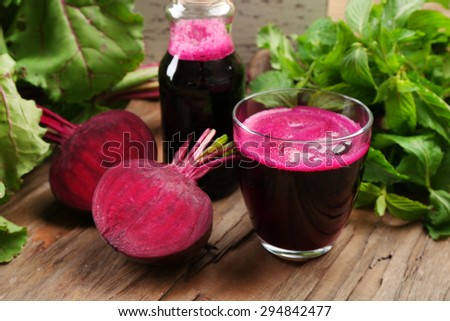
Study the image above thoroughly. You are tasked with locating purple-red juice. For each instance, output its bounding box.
[234,107,370,251]
[159,18,245,199]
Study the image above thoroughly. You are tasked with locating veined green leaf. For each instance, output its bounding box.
[407,9,450,40]
[375,191,387,216]
[355,182,383,208]
[415,84,450,142]
[296,18,338,65]
[6,0,144,103]
[345,0,373,35]
[249,74,297,108]
[386,193,430,221]
[278,42,305,80]
[0,216,27,263]
[383,0,426,29]
[373,134,443,187]
[371,28,403,75]
[256,23,287,52]
[386,88,416,133]
[0,54,50,198]
[396,154,430,186]
[313,21,356,87]
[363,147,408,184]
[425,189,450,240]
[431,151,450,191]
[250,71,294,94]
[257,24,304,79]
[377,77,418,133]
[342,42,377,88]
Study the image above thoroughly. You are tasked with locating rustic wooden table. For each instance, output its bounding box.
[1,98,450,301]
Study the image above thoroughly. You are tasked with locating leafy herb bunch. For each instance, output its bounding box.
[251,0,450,239]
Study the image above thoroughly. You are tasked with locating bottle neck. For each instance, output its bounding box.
[166,0,235,61]
[167,0,234,20]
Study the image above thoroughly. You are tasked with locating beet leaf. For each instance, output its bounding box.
[5,0,144,103]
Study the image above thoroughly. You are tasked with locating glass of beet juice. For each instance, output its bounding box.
[233,88,373,261]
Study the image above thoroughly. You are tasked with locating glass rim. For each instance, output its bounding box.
[232,88,374,144]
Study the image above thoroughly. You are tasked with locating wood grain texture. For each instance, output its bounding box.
[1,98,450,301]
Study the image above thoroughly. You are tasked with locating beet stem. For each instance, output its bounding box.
[169,129,236,181]
[95,64,160,103]
[38,106,78,144]
[171,134,192,167]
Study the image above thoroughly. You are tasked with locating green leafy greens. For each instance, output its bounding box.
[0,216,27,263]
[252,0,450,239]
[0,0,146,260]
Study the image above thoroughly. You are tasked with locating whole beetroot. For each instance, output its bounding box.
[40,108,157,211]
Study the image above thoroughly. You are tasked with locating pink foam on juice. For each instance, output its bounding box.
[168,18,234,61]
[236,106,369,171]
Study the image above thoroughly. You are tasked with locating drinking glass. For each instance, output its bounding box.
[232,88,373,261]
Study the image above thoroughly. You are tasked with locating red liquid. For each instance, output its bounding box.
[235,107,369,251]
[159,18,245,199]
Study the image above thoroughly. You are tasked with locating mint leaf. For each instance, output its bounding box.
[342,42,377,88]
[0,54,50,198]
[386,193,430,221]
[370,28,403,75]
[425,189,450,239]
[431,151,450,191]
[355,182,383,208]
[407,9,450,40]
[6,0,144,103]
[363,147,408,184]
[373,134,444,187]
[345,0,373,35]
[256,23,286,52]
[257,24,304,80]
[257,24,297,73]
[415,85,450,142]
[377,77,417,133]
[296,18,338,65]
[0,216,27,263]
[396,154,430,186]
[375,191,387,217]
[249,72,296,108]
[249,71,294,93]
[313,21,356,87]
[383,0,426,29]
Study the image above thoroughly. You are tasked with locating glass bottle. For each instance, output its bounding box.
[159,0,245,200]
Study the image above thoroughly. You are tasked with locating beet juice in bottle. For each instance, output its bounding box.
[159,0,245,199]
